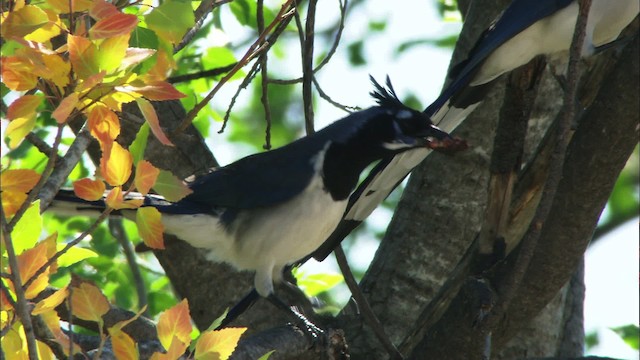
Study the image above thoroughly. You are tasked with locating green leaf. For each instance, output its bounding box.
[257,350,276,360]
[130,26,159,49]
[347,41,366,66]
[611,324,640,350]
[56,245,98,267]
[153,170,192,202]
[229,0,255,26]
[145,0,195,44]
[10,201,42,254]
[294,271,344,297]
[129,122,150,165]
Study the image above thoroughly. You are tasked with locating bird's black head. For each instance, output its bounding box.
[369,76,452,152]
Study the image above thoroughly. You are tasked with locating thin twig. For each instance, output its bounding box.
[108,219,149,317]
[301,0,318,133]
[219,61,262,134]
[168,63,237,84]
[218,5,297,134]
[478,0,593,343]
[270,0,348,85]
[0,203,39,360]
[257,0,273,150]
[174,0,297,135]
[334,246,404,359]
[26,132,55,157]
[37,127,93,212]
[174,0,233,53]
[313,77,360,113]
[8,124,64,230]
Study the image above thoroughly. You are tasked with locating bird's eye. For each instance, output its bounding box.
[395,110,414,120]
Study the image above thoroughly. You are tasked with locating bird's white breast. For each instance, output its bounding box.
[159,145,348,296]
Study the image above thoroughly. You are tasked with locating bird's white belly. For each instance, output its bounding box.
[159,173,347,295]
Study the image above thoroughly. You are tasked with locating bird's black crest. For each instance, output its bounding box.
[369,75,405,109]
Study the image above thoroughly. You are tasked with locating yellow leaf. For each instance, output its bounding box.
[97,34,130,73]
[195,328,247,360]
[10,201,42,254]
[136,207,164,249]
[4,95,43,148]
[70,280,110,323]
[110,326,139,360]
[32,287,68,315]
[24,9,65,43]
[39,309,81,356]
[68,35,99,79]
[42,54,71,89]
[47,0,93,13]
[0,4,49,38]
[100,141,133,186]
[156,299,192,350]
[104,186,142,210]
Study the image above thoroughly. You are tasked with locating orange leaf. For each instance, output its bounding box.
[1,56,39,90]
[88,105,120,144]
[156,299,192,350]
[73,178,106,201]
[153,170,193,202]
[70,280,110,323]
[0,285,14,310]
[195,328,247,360]
[135,98,174,146]
[100,141,133,186]
[68,35,99,79]
[1,169,41,193]
[89,13,138,39]
[135,160,160,195]
[6,95,43,121]
[110,326,138,360]
[33,287,69,315]
[105,186,143,210]
[133,82,186,101]
[14,238,51,299]
[1,191,27,218]
[144,48,175,82]
[77,71,106,92]
[151,336,189,360]
[90,0,120,20]
[136,207,164,249]
[51,93,79,124]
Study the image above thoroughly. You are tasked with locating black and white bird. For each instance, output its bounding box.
[50,78,452,316]
[311,0,639,261]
